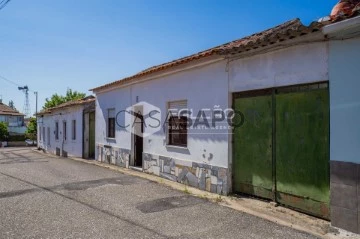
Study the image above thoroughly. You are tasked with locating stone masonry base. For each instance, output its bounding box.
[97,145,228,195]
[330,160,360,234]
[143,153,229,195]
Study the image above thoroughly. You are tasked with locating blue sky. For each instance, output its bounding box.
[0,0,336,115]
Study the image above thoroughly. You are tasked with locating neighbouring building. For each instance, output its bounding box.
[0,100,26,135]
[89,2,359,235]
[323,15,360,234]
[37,96,96,159]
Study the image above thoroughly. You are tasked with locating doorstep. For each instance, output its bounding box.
[129,166,143,172]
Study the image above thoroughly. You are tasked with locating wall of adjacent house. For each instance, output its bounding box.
[95,60,231,194]
[0,115,26,134]
[328,36,360,234]
[229,42,328,92]
[329,37,360,165]
[37,106,84,158]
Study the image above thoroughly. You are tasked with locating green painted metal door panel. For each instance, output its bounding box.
[275,89,330,219]
[233,94,273,200]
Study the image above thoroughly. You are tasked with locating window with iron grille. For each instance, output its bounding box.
[167,100,188,147]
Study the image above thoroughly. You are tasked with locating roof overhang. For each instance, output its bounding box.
[92,55,224,94]
[90,19,325,94]
[323,15,360,38]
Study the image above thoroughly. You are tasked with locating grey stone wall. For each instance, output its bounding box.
[143,153,229,195]
[96,145,229,195]
[97,145,130,169]
[330,160,360,234]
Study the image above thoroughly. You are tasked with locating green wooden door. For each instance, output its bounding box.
[233,93,274,200]
[275,88,330,219]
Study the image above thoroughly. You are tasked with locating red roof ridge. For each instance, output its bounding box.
[37,96,95,115]
[90,18,324,92]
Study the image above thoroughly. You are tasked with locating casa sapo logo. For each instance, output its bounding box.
[115,102,244,137]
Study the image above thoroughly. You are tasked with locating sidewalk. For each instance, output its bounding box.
[33,149,359,239]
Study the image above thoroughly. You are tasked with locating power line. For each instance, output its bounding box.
[0,74,36,93]
[0,0,11,11]
[0,74,20,87]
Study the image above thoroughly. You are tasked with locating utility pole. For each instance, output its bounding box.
[34,91,38,148]
[34,91,38,117]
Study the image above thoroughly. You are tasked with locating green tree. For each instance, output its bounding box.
[8,100,16,110]
[0,122,9,141]
[43,89,86,109]
[25,118,37,140]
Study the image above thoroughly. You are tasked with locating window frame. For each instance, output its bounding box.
[107,108,116,139]
[55,122,59,141]
[166,100,188,148]
[63,121,67,142]
[47,127,51,146]
[43,127,46,143]
[168,115,188,147]
[71,119,76,140]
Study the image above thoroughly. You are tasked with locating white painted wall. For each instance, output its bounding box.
[95,86,132,151]
[37,106,84,158]
[229,42,329,92]
[329,36,360,164]
[95,61,230,168]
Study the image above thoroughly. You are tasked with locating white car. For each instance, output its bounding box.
[25,139,37,146]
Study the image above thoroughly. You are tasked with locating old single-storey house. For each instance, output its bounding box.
[0,100,26,135]
[37,96,95,159]
[90,3,359,234]
[92,20,327,212]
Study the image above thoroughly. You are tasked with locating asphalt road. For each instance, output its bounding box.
[0,147,318,239]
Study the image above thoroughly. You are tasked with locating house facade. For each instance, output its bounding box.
[90,5,360,235]
[0,101,25,135]
[37,96,95,159]
[92,18,332,218]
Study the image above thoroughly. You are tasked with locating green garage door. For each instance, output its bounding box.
[275,88,330,219]
[233,84,330,219]
[233,91,274,200]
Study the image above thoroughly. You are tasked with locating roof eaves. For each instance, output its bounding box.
[89,18,325,93]
[36,96,95,116]
[90,51,218,92]
[217,19,324,55]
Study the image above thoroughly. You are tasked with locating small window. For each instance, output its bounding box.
[107,109,115,138]
[167,100,188,147]
[39,126,42,141]
[72,120,76,140]
[168,116,188,147]
[43,127,46,142]
[47,127,50,146]
[63,121,67,141]
[55,122,59,140]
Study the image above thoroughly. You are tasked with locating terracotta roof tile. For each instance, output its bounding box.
[330,0,360,22]
[0,103,24,116]
[90,19,324,92]
[38,96,95,115]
